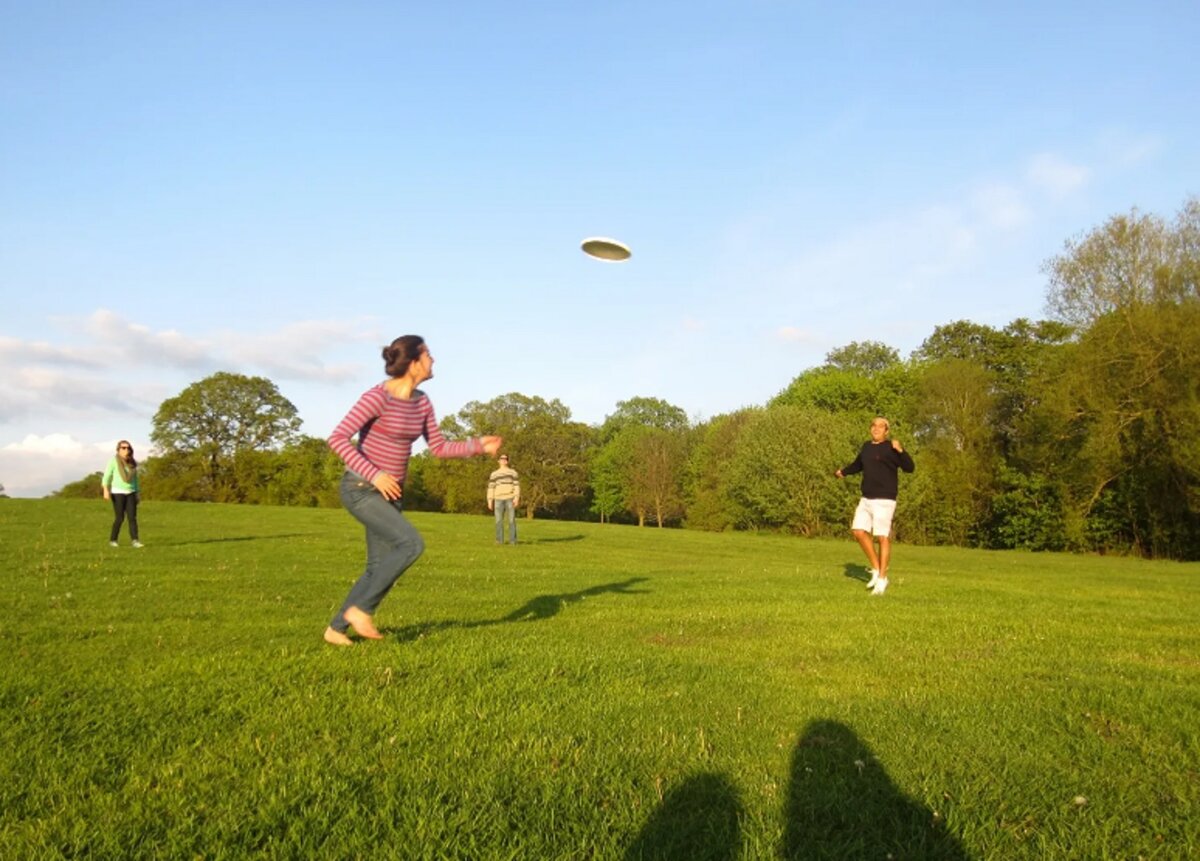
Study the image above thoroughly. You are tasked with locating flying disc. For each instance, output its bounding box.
[581,237,631,261]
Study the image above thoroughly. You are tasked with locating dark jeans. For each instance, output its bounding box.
[110,492,139,542]
[331,472,425,633]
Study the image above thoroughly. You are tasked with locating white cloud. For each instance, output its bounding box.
[3,432,91,456]
[971,184,1032,231]
[216,318,377,382]
[83,309,214,367]
[1026,153,1090,198]
[0,433,146,497]
[1097,132,1163,168]
[776,326,821,345]
[0,313,381,493]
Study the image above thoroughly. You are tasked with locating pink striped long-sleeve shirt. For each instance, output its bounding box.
[327,385,482,484]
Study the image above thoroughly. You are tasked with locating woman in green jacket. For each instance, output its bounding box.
[102,440,143,548]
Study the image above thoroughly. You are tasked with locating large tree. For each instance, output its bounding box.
[591,397,692,526]
[598,396,689,443]
[151,372,302,500]
[443,393,591,518]
[1036,197,1200,557]
[684,410,756,531]
[726,406,861,535]
[1044,198,1198,328]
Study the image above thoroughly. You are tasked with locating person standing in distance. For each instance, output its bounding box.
[835,417,914,596]
[102,440,144,548]
[487,453,521,544]
[325,335,502,646]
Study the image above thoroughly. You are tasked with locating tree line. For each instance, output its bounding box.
[53,198,1200,559]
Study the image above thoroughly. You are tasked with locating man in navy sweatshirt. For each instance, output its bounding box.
[835,417,915,596]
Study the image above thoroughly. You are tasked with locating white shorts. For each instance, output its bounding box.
[852,498,897,537]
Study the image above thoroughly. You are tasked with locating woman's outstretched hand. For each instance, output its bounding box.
[480,435,503,456]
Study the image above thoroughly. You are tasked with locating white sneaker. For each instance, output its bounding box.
[109,541,118,548]
[132,540,144,549]
[871,578,888,596]
[865,569,880,589]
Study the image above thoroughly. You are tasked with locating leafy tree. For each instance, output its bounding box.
[770,364,912,421]
[1034,303,1200,556]
[590,426,648,525]
[446,393,590,518]
[906,358,999,546]
[627,426,689,527]
[588,441,626,524]
[51,472,104,499]
[824,340,900,375]
[1033,197,1200,557]
[269,437,344,507]
[727,407,861,535]
[151,372,302,500]
[979,468,1067,552]
[684,410,756,531]
[1044,197,1198,328]
[598,396,689,443]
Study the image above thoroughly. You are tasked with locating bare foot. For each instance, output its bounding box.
[343,606,384,640]
[323,626,353,646]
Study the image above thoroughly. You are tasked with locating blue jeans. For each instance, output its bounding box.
[494,498,517,543]
[331,472,425,632]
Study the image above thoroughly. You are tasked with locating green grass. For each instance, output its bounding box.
[2,499,1197,860]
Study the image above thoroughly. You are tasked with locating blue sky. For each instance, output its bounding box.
[2,1,1197,496]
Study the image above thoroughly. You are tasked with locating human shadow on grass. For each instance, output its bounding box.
[624,772,743,861]
[382,577,651,642]
[843,562,872,585]
[523,534,586,544]
[162,533,315,546]
[783,719,971,860]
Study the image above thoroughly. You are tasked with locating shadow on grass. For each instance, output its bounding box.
[382,577,651,642]
[843,562,871,585]
[783,719,971,860]
[522,534,586,544]
[492,577,650,623]
[624,772,742,860]
[161,533,315,546]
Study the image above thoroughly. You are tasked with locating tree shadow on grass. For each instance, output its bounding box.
[843,562,871,585]
[624,772,743,861]
[783,719,971,860]
[381,577,651,642]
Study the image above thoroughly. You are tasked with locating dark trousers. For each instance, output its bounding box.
[110,492,139,541]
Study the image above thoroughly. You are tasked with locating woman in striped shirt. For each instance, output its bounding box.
[324,335,502,646]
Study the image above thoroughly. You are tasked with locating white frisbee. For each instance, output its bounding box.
[581,236,631,261]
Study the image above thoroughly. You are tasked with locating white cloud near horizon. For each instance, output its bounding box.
[6,311,377,383]
[0,313,382,494]
[0,433,147,497]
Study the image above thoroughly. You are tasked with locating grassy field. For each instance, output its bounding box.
[2,498,1197,860]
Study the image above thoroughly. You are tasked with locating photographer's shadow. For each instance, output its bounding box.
[783,719,970,860]
[624,772,742,861]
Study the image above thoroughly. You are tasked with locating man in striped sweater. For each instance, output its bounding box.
[487,454,521,544]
